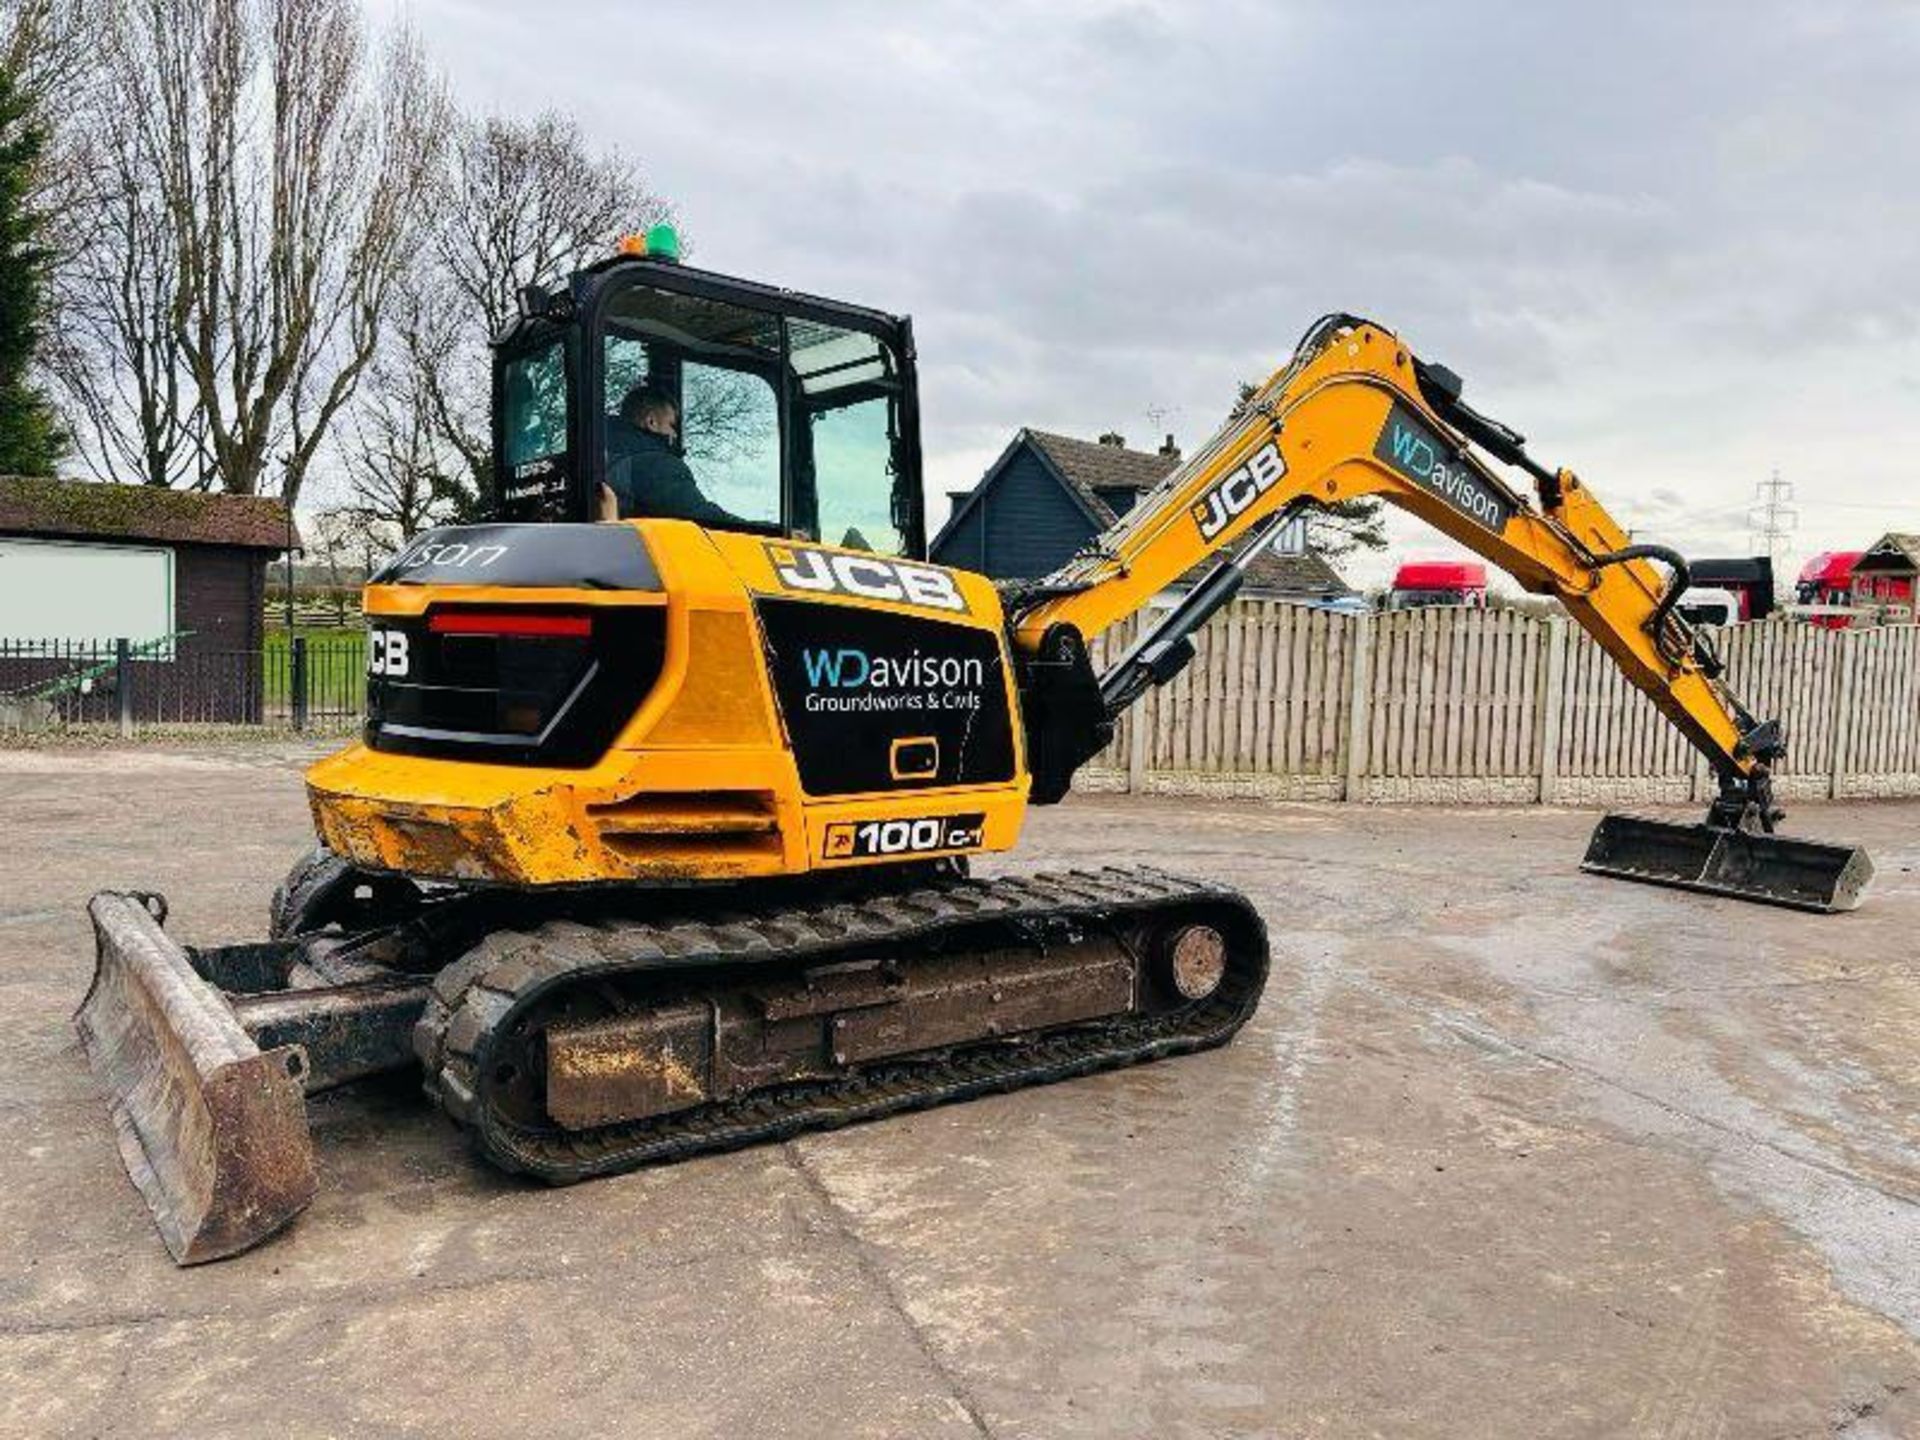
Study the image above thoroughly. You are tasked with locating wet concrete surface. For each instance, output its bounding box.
[1,744,1917,1437]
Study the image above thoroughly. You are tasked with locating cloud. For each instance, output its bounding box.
[395,0,1920,584]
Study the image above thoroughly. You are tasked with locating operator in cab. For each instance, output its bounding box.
[597,386,744,527]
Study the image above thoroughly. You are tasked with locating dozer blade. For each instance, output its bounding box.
[1581,813,1873,913]
[74,892,318,1265]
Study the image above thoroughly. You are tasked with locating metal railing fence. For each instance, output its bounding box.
[0,633,366,734]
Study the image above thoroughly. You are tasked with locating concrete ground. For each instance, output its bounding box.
[1,744,1917,1439]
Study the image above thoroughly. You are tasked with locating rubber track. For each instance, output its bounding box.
[414,866,1269,1183]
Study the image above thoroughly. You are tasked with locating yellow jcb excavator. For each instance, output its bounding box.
[77,226,1872,1264]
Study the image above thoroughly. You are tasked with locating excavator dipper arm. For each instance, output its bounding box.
[1009,314,1871,913]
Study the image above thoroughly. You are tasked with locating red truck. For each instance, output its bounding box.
[1796,552,1860,628]
[1386,560,1487,610]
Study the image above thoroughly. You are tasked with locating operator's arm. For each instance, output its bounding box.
[1009,315,1775,808]
[610,448,753,531]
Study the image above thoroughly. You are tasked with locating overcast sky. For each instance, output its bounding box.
[396,0,1920,587]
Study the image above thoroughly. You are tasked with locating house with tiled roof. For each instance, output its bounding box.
[930,429,1353,601]
[1851,532,1920,622]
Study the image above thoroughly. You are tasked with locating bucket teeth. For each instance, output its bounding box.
[1581,813,1874,914]
[75,892,318,1264]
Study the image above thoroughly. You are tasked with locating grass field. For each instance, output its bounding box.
[264,626,366,713]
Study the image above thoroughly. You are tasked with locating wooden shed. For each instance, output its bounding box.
[0,477,296,721]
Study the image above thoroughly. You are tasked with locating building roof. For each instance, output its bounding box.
[1855,533,1920,575]
[936,428,1352,599]
[0,476,297,551]
[936,429,1184,547]
[1026,430,1184,515]
[1226,543,1352,598]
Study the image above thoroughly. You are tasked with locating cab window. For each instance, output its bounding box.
[600,288,782,528]
[592,278,913,550]
[809,396,901,554]
[680,361,779,525]
[495,337,570,518]
[503,339,567,471]
[791,321,906,555]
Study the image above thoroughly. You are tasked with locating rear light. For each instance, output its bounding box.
[427,610,592,638]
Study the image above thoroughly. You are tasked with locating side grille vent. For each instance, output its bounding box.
[587,791,782,859]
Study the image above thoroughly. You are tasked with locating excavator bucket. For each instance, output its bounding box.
[1581,813,1873,913]
[74,893,317,1264]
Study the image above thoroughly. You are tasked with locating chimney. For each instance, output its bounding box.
[1097,431,1125,449]
[1158,434,1180,461]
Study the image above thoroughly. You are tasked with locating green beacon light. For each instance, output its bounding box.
[643,223,681,263]
[616,224,682,263]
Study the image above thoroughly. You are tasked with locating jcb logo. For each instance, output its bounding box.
[766,543,968,613]
[368,629,411,678]
[1192,441,1287,541]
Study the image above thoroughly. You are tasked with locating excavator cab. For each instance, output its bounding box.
[491,226,926,558]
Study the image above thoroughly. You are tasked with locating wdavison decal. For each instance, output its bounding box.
[823,812,987,860]
[391,537,510,573]
[758,601,1015,796]
[370,523,659,590]
[1192,441,1287,541]
[800,646,986,714]
[766,542,968,613]
[1372,404,1516,534]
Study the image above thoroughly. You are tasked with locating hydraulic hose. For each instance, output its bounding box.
[1589,543,1692,664]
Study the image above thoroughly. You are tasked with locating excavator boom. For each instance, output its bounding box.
[1008,314,1870,912]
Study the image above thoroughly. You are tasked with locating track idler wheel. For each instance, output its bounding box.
[1160,923,1228,1001]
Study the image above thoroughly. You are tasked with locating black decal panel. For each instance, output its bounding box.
[372,524,660,590]
[1372,404,1517,534]
[757,600,1015,797]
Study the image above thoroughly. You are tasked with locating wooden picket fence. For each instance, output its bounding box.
[1082,602,1920,804]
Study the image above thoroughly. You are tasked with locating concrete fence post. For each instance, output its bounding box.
[1343,611,1373,802]
[115,638,132,740]
[1126,698,1148,793]
[1537,615,1567,804]
[1828,630,1858,800]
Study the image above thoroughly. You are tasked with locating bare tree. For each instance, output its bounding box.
[338,344,452,539]
[48,0,449,501]
[346,111,671,526]
[2,0,86,106]
[45,138,207,485]
[300,503,382,618]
